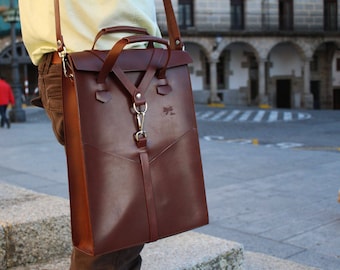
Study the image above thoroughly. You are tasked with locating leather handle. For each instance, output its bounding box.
[96,35,171,84]
[91,26,149,50]
[54,0,183,51]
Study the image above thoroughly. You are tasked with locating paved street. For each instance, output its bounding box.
[195,104,340,151]
[194,105,340,270]
[0,105,340,269]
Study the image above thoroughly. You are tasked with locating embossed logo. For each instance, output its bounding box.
[163,106,175,116]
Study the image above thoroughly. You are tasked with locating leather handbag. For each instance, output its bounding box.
[55,0,208,256]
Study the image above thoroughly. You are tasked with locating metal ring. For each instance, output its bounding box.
[133,102,148,114]
[135,130,147,142]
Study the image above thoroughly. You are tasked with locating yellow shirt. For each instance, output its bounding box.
[18,0,161,65]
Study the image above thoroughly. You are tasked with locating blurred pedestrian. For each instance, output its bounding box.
[0,76,15,129]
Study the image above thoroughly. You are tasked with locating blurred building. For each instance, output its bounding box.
[156,0,340,109]
[0,0,35,104]
[1,0,340,109]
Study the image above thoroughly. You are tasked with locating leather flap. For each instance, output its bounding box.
[69,48,192,73]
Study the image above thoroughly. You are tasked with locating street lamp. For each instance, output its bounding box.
[1,0,26,122]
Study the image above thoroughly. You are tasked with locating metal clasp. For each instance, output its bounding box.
[133,102,148,142]
[58,45,73,79]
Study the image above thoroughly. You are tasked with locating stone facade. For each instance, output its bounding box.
[155,0,340,109]
[1,1,340,109]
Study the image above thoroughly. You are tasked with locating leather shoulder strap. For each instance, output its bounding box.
[54,0,64,53]
[53,0,183,51]
[163,0,183,50]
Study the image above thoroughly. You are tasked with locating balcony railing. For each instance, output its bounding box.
[157,11,339,36]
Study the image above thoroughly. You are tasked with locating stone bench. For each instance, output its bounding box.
[0,183,72,269]
[0,183,244,270]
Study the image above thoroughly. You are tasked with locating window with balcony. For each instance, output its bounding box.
[324,0,338,31]
[178,0,194,29]
[279,0,293,30]
[231,0,244,30]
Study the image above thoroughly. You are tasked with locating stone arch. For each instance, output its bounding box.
[269,40,306,61]
[0,41,38,100]
[0,41,31,65]
[267,41,306,108]
[319,37,340,52]
[210,40,262,106]
[311,40,340,109]
[182,40,210,93]
[183,37,212,54]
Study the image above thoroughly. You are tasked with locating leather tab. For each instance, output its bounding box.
[136,136,147,148]
[157,78,172,95]
[95,90,113,103]
[157,85,172,95]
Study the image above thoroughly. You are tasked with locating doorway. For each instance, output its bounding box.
[333,89,340,109]
[276,79,291,108]
[249,55,258,105]
[311,81,320,109]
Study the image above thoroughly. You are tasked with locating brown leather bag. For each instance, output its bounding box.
[55,0,208,256]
